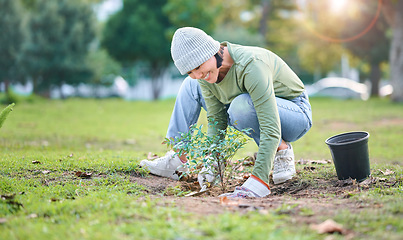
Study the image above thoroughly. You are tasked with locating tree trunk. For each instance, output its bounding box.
[151,77,162,100]
[32,76,40,95]
[387,0,403,102]
[3,79,11,104]
[370,62,381,97]
[3,79,10,93]
[150,62,164,100]
[59,85,66,99]
[259,0,271,38]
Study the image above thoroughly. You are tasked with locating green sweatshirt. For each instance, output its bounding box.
[197,42,305,183]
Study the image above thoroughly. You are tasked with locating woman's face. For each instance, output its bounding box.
[187,56,218,84]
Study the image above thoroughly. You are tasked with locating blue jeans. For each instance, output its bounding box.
[166,77,312,145]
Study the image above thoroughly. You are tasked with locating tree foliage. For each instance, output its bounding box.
[164,0,223,34]
[342,1,389,96]
[209,0,266,47]
[102,0,173,99]
[0,0,26,89]
[86,49,122,86]
[228,0,317,83]
[21,0,96,95]
[102,0,171,64]
[294,1,346,81]
[2,0,401,102]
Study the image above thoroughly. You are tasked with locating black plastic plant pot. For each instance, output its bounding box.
[325,131,370,182]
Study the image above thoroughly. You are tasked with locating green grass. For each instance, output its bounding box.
[1,97,402,239]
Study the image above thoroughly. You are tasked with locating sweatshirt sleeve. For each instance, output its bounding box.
[242,60,281,182]
[198,80,228,138]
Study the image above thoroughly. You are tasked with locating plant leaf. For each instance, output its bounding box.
[0,103,15,129]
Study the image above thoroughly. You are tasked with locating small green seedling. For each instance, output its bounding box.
[164,121,251,192]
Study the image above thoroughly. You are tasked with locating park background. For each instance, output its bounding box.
[1,0,403,239]
[1,0,403,102]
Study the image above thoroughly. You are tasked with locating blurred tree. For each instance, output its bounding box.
[0,0,27,100]
[22,0,96,97]
[20,0,105,8]
[342,1,389,97]
[294,1,346,82]
[263,1,306,68]
[102,0,172,100]
[82,0,105,3]
[164,0,310,83]
[210,0,266,47]
[383,0,403,102]
[258,0,271,38]
[297,38,344,82]
[216,0,315,83]
[86,49,122,95]
[19,0,36,8]
[163,0,223,34]
[165,0,266,46]
[213,25,265,47]
[231,0,297,50]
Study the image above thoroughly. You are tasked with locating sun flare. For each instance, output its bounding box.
[330,0,348,14]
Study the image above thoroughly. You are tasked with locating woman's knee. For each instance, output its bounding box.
[281,115,312,142]
[228,94,255,126]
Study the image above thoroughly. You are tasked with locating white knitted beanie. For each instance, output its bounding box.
[171,27,220,75]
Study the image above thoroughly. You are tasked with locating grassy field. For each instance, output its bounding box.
[0,97,402,239]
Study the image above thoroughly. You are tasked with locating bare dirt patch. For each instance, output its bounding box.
[374,118,403,127]
[127,159,399,239]
[128,173,179,194]
[129,171,396,224]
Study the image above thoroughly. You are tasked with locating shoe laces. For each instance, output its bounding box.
[153,151,175,165]
[274,155,293,172]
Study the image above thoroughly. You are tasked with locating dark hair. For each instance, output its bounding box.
[214,46,224,68]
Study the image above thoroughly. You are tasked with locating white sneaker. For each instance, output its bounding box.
[272,143,296,184]
[139,150,187,180]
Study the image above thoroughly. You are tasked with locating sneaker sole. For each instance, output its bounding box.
[273,172,294,184]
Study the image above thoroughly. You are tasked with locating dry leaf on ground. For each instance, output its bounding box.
[359,176,377,187]
[75,171,92,178]
[184,189,209,197]
[380,169,395,175]
[297,159,331,165]
[219,196,242,207]
[311,219,345,234]
[334,178,357,187]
